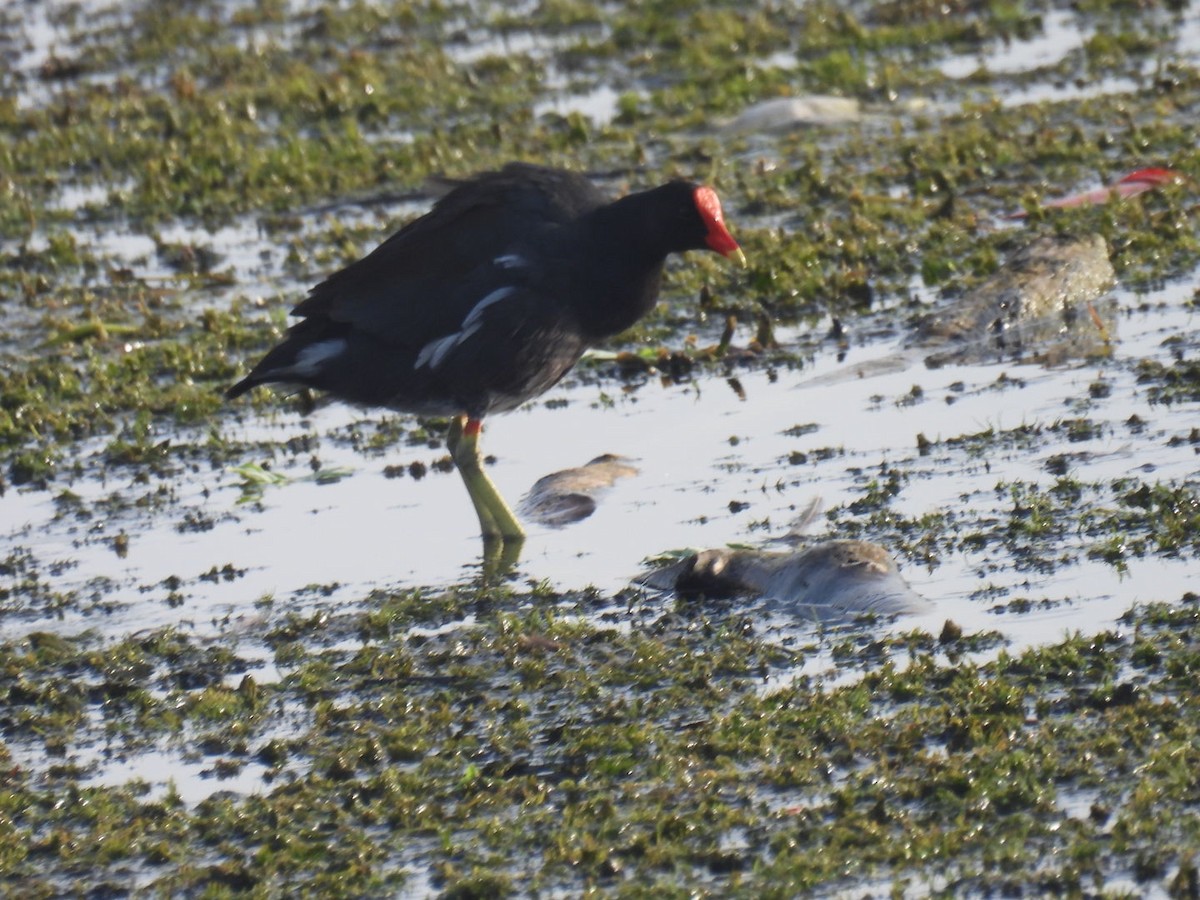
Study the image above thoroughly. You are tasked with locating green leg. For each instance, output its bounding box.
[447,415,525,543]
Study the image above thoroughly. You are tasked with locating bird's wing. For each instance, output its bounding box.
[291,165,605,344]
[406,280,589,416]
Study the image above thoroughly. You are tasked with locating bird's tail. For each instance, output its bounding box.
[224,375,260,401]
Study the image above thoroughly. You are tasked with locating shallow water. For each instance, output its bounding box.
[6,272,1196,658]
[938,9,1092,81]
[2,1,1198,824]
[940,3,1200,107]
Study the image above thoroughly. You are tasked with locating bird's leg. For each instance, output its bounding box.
[446,415,496,534]
[448,415,525,542]
[480,532,525,583]
[445,414,464,462]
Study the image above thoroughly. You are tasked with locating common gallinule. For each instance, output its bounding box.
[227,162,744,544]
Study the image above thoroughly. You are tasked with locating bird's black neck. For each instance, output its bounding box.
[568,193,680,339]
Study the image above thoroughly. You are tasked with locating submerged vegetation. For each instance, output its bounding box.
[2,595,1200,895]
[2,0,1199,465]
[1,0,1199,894]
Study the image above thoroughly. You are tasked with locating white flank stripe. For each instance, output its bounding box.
[414,286,517,372]
[414,333,459,371]
[461,286,517,331]
[494,254,527,270]
[292,339,347,376]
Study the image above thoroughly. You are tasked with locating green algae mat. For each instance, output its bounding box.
[2,0,1200,895]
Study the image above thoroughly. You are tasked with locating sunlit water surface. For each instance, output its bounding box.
[2,0,1198,810]
[5,276,1196,653]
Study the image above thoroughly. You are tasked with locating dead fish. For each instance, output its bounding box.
[640,539,931,620]
[520,454,638,527]
[912,234,1116,368]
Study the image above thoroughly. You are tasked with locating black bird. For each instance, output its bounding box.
[227,162,744,544]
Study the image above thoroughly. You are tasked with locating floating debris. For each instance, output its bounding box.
[722,95,863,133]
[641,539,931,620]
[797,234,1119,387]
[520,454,639,527]
[1005,167,1183,219]
[913,234,1117,368]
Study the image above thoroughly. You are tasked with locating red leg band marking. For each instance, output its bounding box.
[465,418,483,437]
